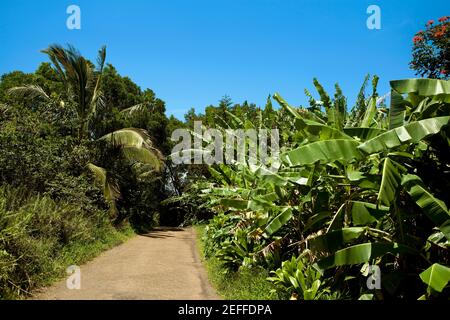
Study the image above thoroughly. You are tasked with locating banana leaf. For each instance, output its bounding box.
[282,139,362,166]
[389,89,408,129]
[314,242,416,271]
[419,263,450,293]
[300,119,352,140]
[327,202,347,232]
[221,197,275,211]
[273,93,303,119]
[264,207,293,236]
[377,158,402,206]
[361,96,377,128]
[389,79,450,129]
[359,116,450,154]
[219,199,249,210]
[313,78,336,128]
[309,227,366,253]
[351,201,389,226]
[402,174,450,229]
[390,79,450,101]
[344,127,386,141]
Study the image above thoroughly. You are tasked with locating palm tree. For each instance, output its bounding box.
[10,44,105,140]
[87,127,164,217]
[9,44,164,216]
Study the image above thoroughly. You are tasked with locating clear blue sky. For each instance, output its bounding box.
[0,0,448,119]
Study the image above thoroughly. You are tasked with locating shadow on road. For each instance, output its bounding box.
[138,226,185,238]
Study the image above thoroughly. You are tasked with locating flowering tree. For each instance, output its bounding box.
[410,16,450,79]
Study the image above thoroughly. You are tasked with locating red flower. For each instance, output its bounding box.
[439,16,449,22]
[441,70,448,75]
[413,36,424,43]
[433,26,447,38]
[427,20,434,26]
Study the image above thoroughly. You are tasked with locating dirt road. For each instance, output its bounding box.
[32,227,219,300]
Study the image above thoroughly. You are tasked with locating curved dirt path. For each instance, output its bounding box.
[32,227,219,300]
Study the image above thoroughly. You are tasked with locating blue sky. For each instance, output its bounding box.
[0,0,448,119]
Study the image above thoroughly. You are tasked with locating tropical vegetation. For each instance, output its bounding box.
[1,15,450,301]
[0,44,173,298]
[180,76,450,300]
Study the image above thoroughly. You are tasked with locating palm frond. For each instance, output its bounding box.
[122,146,163,172]
[120,103,148,115]
[7,85,51,101]
[42,44,106,138]
[100,128,154,148]
[90,46,107,115]
[100,128,164,173]
[97,46,107,71]
[86,163,120,217]
[41,45,67,83]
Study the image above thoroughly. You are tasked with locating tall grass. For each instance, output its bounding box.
[194,225,281,300]
[0,185,134,299]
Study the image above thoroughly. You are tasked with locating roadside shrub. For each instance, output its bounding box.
[267,254,343,300]
[216,228,264,271]
[44,172,108,218]
[0,185,124,299]
[202,213,242,258]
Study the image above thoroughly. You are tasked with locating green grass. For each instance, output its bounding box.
[6,225,135,300]
[194,225,279,300]
[41,224,135,288]
[0,186,139,299]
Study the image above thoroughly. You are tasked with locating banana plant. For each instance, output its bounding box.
[267,254,326,300]
[276,79,450,295]
[188,77,450,299]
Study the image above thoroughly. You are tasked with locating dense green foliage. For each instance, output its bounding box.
[2,28,450,301]
[180,76,450,300]
[0,185,134,298]
[0,45,176,298]
[195,225,281,300]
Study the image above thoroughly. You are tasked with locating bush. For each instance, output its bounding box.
[202,213,242,258]
[267,254,344,300]
[0,185,131,299]
[195,225,280,300]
